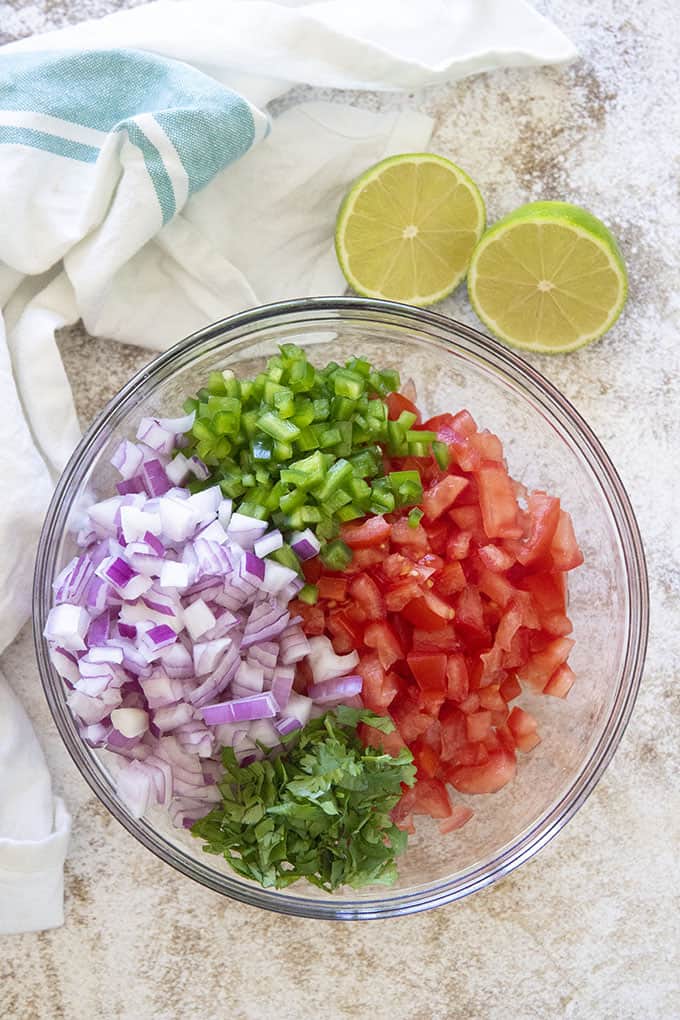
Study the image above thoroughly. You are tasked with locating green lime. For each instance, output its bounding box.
[467,201,628,353]
[335,153,486,306]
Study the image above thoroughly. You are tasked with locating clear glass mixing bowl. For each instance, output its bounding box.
[33,298,648,919]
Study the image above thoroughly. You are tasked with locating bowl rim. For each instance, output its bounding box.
[33,296,649,920]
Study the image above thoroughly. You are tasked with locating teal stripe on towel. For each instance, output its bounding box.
[120,121,176,224]
[0,49,257,196]
[0,124,100,163]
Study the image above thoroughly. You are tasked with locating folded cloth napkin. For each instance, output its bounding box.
[0,0,575,934]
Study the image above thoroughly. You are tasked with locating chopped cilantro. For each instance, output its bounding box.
[191,708,416,891]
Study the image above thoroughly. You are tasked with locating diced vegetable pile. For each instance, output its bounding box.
[45,345,583,889]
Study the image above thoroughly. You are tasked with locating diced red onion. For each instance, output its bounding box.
[192,637,232,676]
[44,604,90,652]
[53,555,95,606]
[227,512,268,550]
[282,692,313,729]
[157,411,196,435]
[153,702,194,732]
[307,674,363,702]
[201,692,277,726]
[306,635,359,684]
[261,560,298,595]
[116,760,154,818]
[140,673,184,708]
[271,666,295,710]
[81,721,112,747]
[159,560,190,589]
[289,528,321,561]
[141,459,171,497]
[136,418,177,456]
[49,646,80,686]
[217,498,233,529]
[249,718,280,748]
[275,716,303,736]
[117,477,146,496]
[111,439,144,480]
[165,452,191,486]
[158,496,199,543]
[111,707,149,738]
[183,598,216,640]
[253,529,283,558]
[234,660,264,693]
[188,456,210,481]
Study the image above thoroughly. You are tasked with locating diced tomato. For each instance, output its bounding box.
[468,430,503,461]
[349,573,385,621]
[433,561,466,597]
[454,586,489,644]
[544,662,576,699]
[418,687,447,716]
[550,510,584,571]
[448,505,486,543]
[349,547,389,572]
[422,475,469,520]
[326,607,364,647]
[519,571,567,616]
[476,564,515,608]
[506,491,561,566]
[384,580,421,612]
[291,600,325,635]
[358,722,407,756]
[437,705,465,761]
[439,804,474,833]
[358,654,400,712]
[477,461,521,539]
[521,637,575,688]
[407,652,447,692]
[386,391,422,423]
[402,591,454,631]
[453,741,489,766]
[381,552,413,580]
[449,750,517,794]
[302,557,322,583]
[478,684,506,712]
[316,576,348,601]
[478,544,515,573]
[411,625,460,653]
[410,779,452,818]
[413,740,440,779]
[466,710,492,742]
[446,529,472,561]
[294,387,584,835]
[390,693,434,743]
[507,706,538,738]
[541,612,574,637]
[364,621,403,670]
[490,706,509,728]
[458,691,481,715]
[500,675,522,702]
[446,653,469,701]
[341,516,391,548]
[389,518,429,551]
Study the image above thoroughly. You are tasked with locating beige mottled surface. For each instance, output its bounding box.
[2,2,680,1018]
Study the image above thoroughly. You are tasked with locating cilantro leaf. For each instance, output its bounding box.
[191,708,416,891]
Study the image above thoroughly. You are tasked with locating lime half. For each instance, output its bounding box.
[335,153,486,306]
[467,201,628,353]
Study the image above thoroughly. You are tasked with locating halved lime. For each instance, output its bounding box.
[467,201,628,353]
[335,153,486,306]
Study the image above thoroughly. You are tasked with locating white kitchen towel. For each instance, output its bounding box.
[0,0,575,934]
[0,671,70,935]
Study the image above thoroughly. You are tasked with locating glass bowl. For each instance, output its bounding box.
[33,297,648,920]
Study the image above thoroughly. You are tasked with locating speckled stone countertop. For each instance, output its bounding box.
[2,2,679,1018]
